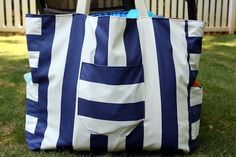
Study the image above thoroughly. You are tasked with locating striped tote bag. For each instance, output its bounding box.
[25,0,205,152]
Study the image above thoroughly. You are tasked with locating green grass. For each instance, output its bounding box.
[0,35,235,157]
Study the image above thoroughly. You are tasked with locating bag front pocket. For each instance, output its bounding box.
[78,62,145,136]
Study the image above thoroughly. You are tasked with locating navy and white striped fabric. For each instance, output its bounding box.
[25,13,204,152]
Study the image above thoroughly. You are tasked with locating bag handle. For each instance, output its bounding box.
[186,0,197,20]
[76,0,149,17]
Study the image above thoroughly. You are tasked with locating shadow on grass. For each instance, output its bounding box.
[197,35,236,156]
[0,49,28,150]
[30,149,189,157]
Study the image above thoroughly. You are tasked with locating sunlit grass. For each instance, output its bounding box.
[203,35,236,49]
[0,36,27,59]
[0,35,235,156]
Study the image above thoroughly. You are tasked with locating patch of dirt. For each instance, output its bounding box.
[0,123,15,145]
[0,79,15,88]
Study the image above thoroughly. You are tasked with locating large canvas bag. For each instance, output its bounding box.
[25,0,205,152]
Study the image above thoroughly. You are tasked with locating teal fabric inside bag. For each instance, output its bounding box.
[90,9,157,18]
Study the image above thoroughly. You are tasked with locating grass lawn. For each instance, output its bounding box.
[0,35,235,157]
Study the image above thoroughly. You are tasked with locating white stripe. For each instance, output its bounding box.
[189,54,201,71]
[188,21,205,37]
[72,118,91,151]
[191,120,200,140]
[25,114,38,134]
[108,136,126,152]
[137,18,162,150]
[26,82,38,102]
[108,18,127,66]
[170,19,190,152]
[82,17,98,64]
[78,116,143,136]
[28,51,40,68]
[73,17,98,150]
[78,80,145,104]
[41,15,73,149]
[190,87,203,107]
[26,17,42,35]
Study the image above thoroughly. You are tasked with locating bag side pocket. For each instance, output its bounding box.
[190,87,203,140]
[25,74,39,139]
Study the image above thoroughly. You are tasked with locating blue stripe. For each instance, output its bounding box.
[124,19,142,66]
[190,70,198,86]
[57,15,86,148]
[189,139,198,152]
[25,131,40,150]
[31,68,39,83]
[94,17,110,65]
[90,134,108,152]
[190,105,201,123]
[26,16,56,150]
[152,19,178,151]
[187,37,203,54]
[26,35,41,51]
[26,99,39,117]
[186,20,196,152]
[78,98,144,121]
[126,122,144,151]
[80,62,144,85]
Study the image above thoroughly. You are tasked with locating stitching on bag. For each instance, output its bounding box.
[82,62,143,68]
